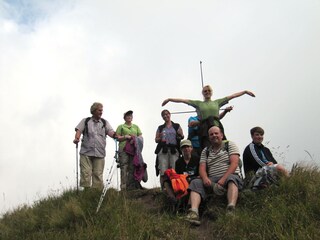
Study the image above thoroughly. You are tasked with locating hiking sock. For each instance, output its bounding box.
[227,204,235,208]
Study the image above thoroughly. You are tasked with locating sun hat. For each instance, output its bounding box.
[180,139,192,148]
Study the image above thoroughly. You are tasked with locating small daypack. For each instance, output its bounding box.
[249,166,279,191]
[164,169,189,199]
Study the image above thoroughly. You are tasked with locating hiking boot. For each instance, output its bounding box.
[184,210,201,226]
[212,183,226,196]
[226,205,236,216]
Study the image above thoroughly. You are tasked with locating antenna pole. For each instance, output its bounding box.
[200,61,204,88]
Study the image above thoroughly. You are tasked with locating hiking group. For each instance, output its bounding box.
[73,84,289,226]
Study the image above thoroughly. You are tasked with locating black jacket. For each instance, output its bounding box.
[175,154,199,182]
[243,142,277,174]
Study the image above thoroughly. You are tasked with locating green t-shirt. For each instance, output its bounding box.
[188,97,229,125]
[116,123,142,149]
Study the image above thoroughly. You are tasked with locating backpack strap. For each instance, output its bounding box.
[83,117,106,136]
[158,122,182,144]
[101,118,106,129]
[224,140,229,152]
[158,122,179,133]
[206,140,229,158]
[83,117,91,136]
[172,122,180,132]
[172,122,182,151]
[158,123,165,134]
[205,140,243,179]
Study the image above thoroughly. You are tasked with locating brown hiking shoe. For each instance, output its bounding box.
[184,210,201,226]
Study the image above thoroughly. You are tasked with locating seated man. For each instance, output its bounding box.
[185,126,243,226]
[243,126,289,178]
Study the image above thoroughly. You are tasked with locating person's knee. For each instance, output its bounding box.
[227,180,236,186]
[93,166,103,174]
[190,190,202,207]
[191,190,201,197]
[276,164,285,171]
[276,164,289,176]
[190,190,201,200]
[227,181,239,191]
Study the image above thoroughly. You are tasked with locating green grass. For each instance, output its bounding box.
[1,164,320,240]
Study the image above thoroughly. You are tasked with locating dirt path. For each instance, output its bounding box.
[127,188,215,239]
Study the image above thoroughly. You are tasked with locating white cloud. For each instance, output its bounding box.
[1,0,320,214]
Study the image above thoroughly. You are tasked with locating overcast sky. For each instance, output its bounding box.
[1,0,319,215]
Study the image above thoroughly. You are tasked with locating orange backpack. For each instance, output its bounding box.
[164,169,189,199]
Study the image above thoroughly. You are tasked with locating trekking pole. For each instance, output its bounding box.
[171,108,228,115]
[96,159,116,213]
[76,143,79,194]
[171,110,196,115]
[114,139,120,191]
[96,140,119,213]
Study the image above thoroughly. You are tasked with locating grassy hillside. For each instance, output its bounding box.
[1,164,320,240]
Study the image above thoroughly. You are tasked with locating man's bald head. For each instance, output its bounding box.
[208,126,224,146]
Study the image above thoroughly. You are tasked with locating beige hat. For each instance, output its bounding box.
[180,139,192,148]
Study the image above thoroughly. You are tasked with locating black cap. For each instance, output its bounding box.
[124,110,133,117]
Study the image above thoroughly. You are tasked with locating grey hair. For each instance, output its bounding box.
[90,102,103,114]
